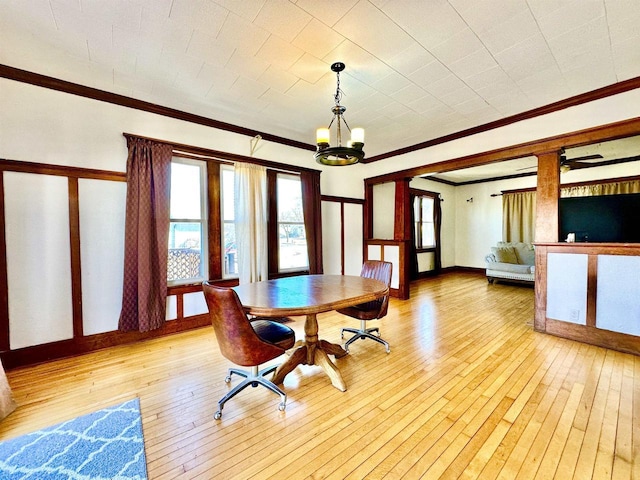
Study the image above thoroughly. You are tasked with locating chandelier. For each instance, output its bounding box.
[315,62,365,166]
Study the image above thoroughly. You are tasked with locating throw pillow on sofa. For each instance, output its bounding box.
[491,246,518,264]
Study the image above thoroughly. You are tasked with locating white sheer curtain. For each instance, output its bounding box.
[234,163,268,284]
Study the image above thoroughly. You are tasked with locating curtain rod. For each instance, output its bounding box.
[492,174,640,197]
[123,133,321,175]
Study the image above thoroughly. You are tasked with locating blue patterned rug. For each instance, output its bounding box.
[0,398,147,479]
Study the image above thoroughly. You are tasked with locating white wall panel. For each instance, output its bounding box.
[166,295,177,320]
[596,255,640,335]
[343,203,363,276]
[417,252,435,272]
[321,201,342,275]
[372,182,395,239]
[79,179,126,335]
[368,244,382,260]
[5,172,73,349]
[383,245,400,289]
[546,253,588,325]
[184,291,208,317]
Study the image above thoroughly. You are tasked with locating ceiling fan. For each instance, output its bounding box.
[559,152,605,170]
[516,150,604,172]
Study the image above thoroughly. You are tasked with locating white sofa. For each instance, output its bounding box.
[485,242,535,285]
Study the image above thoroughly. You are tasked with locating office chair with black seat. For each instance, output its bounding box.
[338,260,393,353]
[202,282,296,419]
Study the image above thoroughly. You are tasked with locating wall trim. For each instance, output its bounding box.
[4,63,638,168]
[0,64,316,154]
[125,133,321,175]
[1,316,211,370]
[365,116,640,186]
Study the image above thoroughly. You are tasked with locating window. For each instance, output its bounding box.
[221,165,237,278]
[277,173,308,271]
[168,158,208,284]
[414,195,435,249]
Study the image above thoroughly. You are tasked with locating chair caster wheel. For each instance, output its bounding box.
[278,402,286,412]
[214,411,222,420]
[224,376,231,383]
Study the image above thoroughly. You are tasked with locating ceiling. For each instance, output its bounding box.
[1,0,640,160]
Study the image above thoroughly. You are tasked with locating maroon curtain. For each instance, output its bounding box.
[300,170,323,274]
[119,137,172,332]
[434,195,442,272]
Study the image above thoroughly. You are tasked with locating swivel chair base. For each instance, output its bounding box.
[214,365,286,420]
[341,320,390,353]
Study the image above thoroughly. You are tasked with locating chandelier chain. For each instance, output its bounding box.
[334,70,343,106]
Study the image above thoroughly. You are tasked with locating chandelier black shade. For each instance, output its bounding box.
[315,62,365,166]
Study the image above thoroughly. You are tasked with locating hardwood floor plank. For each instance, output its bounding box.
[573,348,616,479]
[0,272,638,479]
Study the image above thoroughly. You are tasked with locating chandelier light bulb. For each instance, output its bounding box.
[316,128,330,146]
[351,127,364,145]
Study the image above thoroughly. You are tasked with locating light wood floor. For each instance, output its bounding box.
[1,271,639,479]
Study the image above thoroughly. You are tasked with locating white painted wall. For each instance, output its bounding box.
[372,182,395,239]
[5,172,73,349]
[79,179,127,335]
[0,78,376,348]
[321,201,342,275]
[343,203,364,276]
[1,76,640,349]
[452,161,638,269]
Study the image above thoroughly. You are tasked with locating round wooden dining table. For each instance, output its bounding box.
[233,274,389,391]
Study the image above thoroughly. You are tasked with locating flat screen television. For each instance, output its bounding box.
[559,192,640,243]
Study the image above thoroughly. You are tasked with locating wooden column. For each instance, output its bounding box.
[394,178,411,299]
[534,151,560,331]
[364,182,374,240]
[534,151,560,242]
[394,178,412,241]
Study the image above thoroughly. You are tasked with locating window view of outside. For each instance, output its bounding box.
[168,159,207,283]
[278,174,308,271]
[221,166,237,278]
[414,196,435,249]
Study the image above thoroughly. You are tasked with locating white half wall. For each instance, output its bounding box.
[321,201,342,275]
[79,179,126,335]
[5,172,73,349]
[343,203,363,276]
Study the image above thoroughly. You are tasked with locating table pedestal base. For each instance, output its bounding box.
[271,314,348,391]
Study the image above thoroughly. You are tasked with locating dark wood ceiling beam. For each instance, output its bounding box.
[365,116,640,186]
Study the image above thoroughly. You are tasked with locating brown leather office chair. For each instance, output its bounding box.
[338,260,393,353]
[203,282,296,419]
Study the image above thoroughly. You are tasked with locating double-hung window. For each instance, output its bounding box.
[414,194,435,249]
[168,158,208,284]
[276,173,308,272]
[220,164,237,278]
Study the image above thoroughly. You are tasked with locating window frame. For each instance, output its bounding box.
[276,172,308,273]
[165,155,317,290]
[167,157,209,286]
[413,192,438,253]
[220,163,238,279]
[267,170,310,278]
